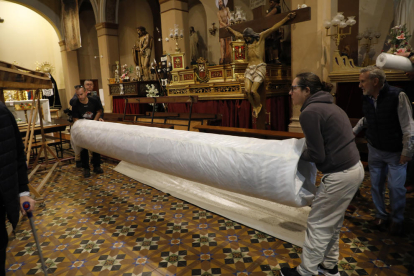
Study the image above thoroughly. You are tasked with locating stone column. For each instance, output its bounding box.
[288,0,336,132]
[59,40,80,107]
[95,22,120,113]
[160,0,190,66]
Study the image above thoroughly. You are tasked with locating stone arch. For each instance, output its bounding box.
[6,0,63,40]
[79,0,100,23]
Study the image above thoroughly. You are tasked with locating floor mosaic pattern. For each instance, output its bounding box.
[5,159,414,275]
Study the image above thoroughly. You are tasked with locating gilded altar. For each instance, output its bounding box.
[167,63,292,100]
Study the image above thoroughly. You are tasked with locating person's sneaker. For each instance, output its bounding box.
[93,167,103,174]
[76,161,82,168]
[280,267,301,276]
[318,264,340,276]
[83,169,91,178]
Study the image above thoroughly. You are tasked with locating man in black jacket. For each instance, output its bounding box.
[69,80,104,168]
[72,87,104,178]
[0,101,35,274]
[354,66,414,235]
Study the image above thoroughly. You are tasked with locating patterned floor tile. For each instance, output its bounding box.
[4,154,414,275]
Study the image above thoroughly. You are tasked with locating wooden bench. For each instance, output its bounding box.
[104,113,144,122]
[117,121,174,129]
[135,112,222,131]
[194,125,305,140]
[124,96,198,131]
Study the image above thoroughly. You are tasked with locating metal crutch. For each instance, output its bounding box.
[23,202,49,276]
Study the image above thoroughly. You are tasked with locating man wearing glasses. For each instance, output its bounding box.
[71,86,104,178]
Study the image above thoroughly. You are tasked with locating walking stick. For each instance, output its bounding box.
[23,202,49,276]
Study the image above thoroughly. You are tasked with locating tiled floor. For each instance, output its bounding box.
[5,159,414,275]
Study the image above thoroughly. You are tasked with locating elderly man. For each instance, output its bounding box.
[0,101,35,274]
[353,66,414,235]
[72,86,104,178]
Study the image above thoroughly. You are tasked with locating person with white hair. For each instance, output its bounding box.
[353,66,414,235]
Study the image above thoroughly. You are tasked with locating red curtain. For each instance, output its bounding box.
[167,96,291,131]
[112,98,152,115]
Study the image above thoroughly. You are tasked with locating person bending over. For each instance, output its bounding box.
[281,72,364,276]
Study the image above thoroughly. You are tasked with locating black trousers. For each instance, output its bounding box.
[0,203,8,276]
[80,148,100,170]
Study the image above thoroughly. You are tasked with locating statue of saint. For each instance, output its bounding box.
[226,12,295,118]
[217,0,231,64]
[133,26,153,81]
[189,27,199,63]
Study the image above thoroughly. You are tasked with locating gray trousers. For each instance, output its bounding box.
[297,161,364,276]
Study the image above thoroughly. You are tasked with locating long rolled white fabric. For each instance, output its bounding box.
[71,120,317,207]
[376,53,414,72]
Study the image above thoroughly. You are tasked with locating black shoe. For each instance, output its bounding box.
[93,167,103,174]
[83,169,91,178]
[76,161,82,168]
[318,264,339,276]
[280,267,301,276]
[389,222,403,236]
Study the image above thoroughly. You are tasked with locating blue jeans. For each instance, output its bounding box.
[368,144,407,223]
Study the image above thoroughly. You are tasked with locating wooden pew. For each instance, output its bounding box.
[135,112,222,131]
[102,113,174,129]
[124,96,198,131]
[194,125,304,140]
[116,121,173,129]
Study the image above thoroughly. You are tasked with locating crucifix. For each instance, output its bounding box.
[219,7,311,129]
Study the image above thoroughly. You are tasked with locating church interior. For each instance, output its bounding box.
[1,0,414,275]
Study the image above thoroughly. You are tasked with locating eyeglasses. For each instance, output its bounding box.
[74,85,84,89]
[290,85,303,91]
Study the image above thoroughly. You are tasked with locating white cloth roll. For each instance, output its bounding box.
[71,120,317,207]
[376,53,414,72]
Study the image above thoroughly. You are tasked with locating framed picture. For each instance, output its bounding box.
[171,53,185,71]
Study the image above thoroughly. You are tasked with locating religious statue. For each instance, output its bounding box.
[265,0,283,64]
[189,27,199,63]
[136,65,142,81]
[226,12,296,118]
[217,0,231,64]
[132,26,153,81]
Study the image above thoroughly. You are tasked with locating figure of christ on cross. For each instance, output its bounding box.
[226,12,296,118]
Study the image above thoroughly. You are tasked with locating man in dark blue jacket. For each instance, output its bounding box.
[354,66,414,235]
[0,101,35,274]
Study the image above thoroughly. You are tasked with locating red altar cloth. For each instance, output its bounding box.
[113,96,291,131]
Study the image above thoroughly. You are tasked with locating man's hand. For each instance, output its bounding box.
[99,118,104,122]
[20,196,36,215]
[287,12,296,20]
[400,155,412,165]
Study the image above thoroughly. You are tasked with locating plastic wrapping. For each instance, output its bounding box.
[376,53,414,72]
[71,120,317,207]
